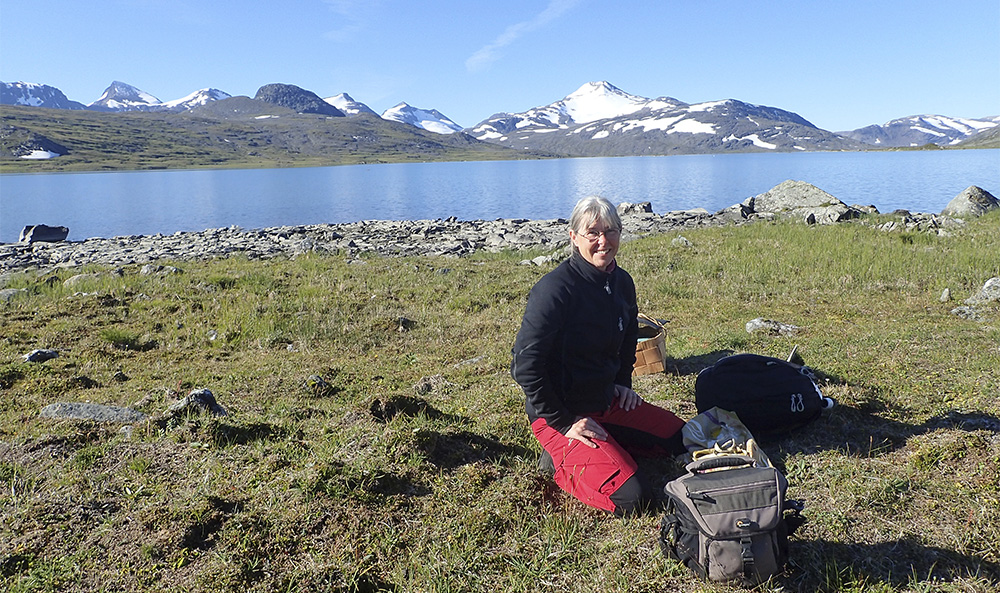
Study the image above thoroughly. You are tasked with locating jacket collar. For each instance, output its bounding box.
[569,250,617,285]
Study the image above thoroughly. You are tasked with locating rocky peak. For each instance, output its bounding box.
[253,84,344,116]
[89,81,161,111]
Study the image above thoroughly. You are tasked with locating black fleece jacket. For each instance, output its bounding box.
[511,251,639,434]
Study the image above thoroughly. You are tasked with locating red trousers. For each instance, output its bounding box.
[531,397,685,514]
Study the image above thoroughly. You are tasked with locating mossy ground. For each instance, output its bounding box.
[2,215,999,592]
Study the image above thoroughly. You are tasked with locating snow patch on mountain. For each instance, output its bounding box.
[725,133,776,149]
[20,150,61,159]
[161,88,231,111]
[324,93,377,116]
[561,81,649,124]
[381,103,463,134]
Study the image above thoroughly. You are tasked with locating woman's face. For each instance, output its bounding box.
[570,216,620,271]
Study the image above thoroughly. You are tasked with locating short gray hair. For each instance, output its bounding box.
[569,196,622,235]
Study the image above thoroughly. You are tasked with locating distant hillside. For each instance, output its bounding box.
[0,104,556,172]
[955,124,1000,149]
[840,114,1000,148]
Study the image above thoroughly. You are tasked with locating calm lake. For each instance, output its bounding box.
[1,150,997,242]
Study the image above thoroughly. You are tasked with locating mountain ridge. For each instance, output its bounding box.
[2,79,998,155]
[468,82,860,155]
[838,114,1000,147]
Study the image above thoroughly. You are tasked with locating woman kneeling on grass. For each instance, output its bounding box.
[511,196,686,516]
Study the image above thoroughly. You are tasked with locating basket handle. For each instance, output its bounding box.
[637,313,666,330]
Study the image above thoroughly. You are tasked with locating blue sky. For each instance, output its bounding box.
[2,0,997,131]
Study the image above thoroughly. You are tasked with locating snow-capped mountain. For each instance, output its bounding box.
[88,81,163,111]
[840,115,1000,147]
[1,81,86,110]
[324,93,377,116]
[84,82,231,113]
[160,88,231,112]
[470,81,860,156]
[473,81,668,139]
[381,102,463,134]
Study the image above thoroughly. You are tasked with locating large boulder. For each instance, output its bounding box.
[617,201,653,215]
[941,186,999,217]
[749,180,860,224]
[19,224,69,243]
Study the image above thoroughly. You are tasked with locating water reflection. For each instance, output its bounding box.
[1,150,996,241]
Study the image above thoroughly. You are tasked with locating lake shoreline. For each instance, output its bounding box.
[0,201,955,276]
[0,209,713,274]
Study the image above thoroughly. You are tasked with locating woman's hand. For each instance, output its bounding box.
[566,416,608,449]
[615,384,643,412]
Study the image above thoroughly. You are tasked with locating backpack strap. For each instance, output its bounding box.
[740,536,755,579]
[737,518,756,582]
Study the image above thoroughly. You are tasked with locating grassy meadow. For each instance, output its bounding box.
[1,214,999,592]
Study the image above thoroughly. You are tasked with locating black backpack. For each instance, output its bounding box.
[659,455,802,585]
[694,353,832,437]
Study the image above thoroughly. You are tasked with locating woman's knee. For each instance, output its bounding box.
[609,473,651,517]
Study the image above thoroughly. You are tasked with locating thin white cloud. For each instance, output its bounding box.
[322,0,375,42]
[466,0,581,72]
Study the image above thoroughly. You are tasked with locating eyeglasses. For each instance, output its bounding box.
[580,228,621,242]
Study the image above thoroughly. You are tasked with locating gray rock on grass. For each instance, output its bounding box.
[39,402,147,423]
[1,288,27,303]
[23,348,59,362]
[965,277,1000,304]
[941,186,999,217]
[746,318,801,336]
[748,180,861,224]
[165,388,228,417]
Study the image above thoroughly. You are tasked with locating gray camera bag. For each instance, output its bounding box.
[659,454,792,585]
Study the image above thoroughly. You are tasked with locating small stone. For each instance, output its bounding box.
[939,288,951,302]
[166,388,228,417]
[1,288,27,303]
[745,318,801,336]
[64,273,103,288]
[951,306,986,322]
[23,348,59,363]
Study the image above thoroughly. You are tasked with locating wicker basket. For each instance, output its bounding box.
[633,314,666,376]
